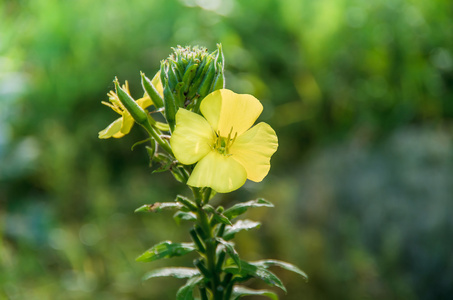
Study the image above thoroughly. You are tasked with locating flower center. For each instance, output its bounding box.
[214,128,237,156]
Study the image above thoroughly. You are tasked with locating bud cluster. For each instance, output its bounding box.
[159,45,225,131]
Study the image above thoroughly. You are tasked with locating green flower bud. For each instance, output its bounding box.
[160,44,225,114]
[113,78,148,125]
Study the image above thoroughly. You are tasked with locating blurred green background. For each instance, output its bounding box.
[1,0,452,299]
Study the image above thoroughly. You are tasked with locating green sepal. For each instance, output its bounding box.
[174,211,197,224]
[212,63,225,91]
[203,204,232,226]
[182,63,199,94]
[224,198,274,220]
[197,62,216,99]
[163,79,177,132]
[141,71,164,109]
[142,267,200,281]
[231,286,278,300]
[215,43,224,70]
[216,238,241,271]
[114,78,148,124]
[223,220,261,241]
[187,56,212,100]
[252,260,308,282]
[134,202,183,213]
[176,275,204,300]
[176,195,198,212]
[167,62,179,90]
[224,259,287,293]
[136,241,196,262]
[175,82,185,107]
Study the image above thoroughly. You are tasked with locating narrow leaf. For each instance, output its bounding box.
[203,205,232,226]
[224,198,274,220]
[176,275,204,300]
[252,260,308,282]
[135,202,183,213]
[224,259,286,293]
[216,238,241,271]
[143,267,200,281]
[174,211,197,224]
[131,138,151,151]
[232,286,278,300]
[136,241,195,262]
[223,220,261,241]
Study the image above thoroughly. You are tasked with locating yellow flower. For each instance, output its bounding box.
[170,89,278,193]
[99,73,163,139]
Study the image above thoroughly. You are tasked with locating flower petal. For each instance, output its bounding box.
[170,109,215,165]
[187,151,247,193]
[120,112,135,134]
[200,89,263,137]
[98,117,124,139]
[229,122,278,182]
[137,96,153,110]
[152,71,164,97]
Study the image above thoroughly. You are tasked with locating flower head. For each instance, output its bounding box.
[99,74,162,139]
[170,89,278,193]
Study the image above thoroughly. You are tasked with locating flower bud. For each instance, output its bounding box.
[114,78,148,125]
[160,44,225,115]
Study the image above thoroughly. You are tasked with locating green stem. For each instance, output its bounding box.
[141,121,173,155]
[193,187,224,300]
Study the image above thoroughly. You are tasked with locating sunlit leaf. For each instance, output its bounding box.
[252,260,308,282]
[224,198,274,219]
[136,241,196,262]
[135,202,183,213]
[173,211,198,224]
[224,259,286,292]
[216,238,241,271]
[176,275,204,300]
[223,220,261,240]
[232,286,279,300]
[203,204,232,225]
[143,267,200,281]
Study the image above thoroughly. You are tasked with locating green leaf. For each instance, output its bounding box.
[176,275,204,300]
[252,260,308,282]
[224,198,274,220]
[216,238,241,271]
[232,286,279,300]
[224,259,286,292]
[143,267,200,281]
[203,204,232,225]
[136,241,196,262]
[223,220,261,241]
[176,195,198,212]
[131,138,152,151]
[135,202,183,213]
[174,211,197,224]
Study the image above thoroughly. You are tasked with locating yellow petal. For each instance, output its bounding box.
[98,117,123,139]
[120,112,135,134]
[170,109,215,165]
[137,96,153,109]
[229,122,278,182]
[187,151,247,193]
[200,89,263,137]
[152,71,164,97]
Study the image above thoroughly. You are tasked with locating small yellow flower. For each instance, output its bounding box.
[170,89,278,193]
[99,73,163,139]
